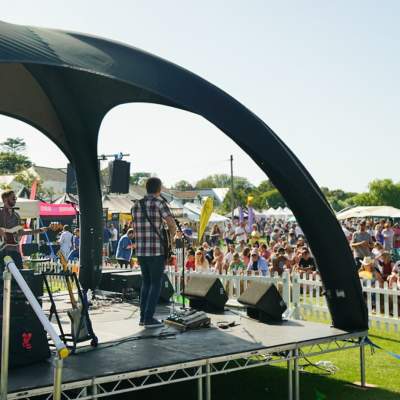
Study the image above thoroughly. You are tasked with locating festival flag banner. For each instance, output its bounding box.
[198,197,213,241]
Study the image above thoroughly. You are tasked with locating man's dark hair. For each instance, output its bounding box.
[1,189,15,201]
[146,177,162,194]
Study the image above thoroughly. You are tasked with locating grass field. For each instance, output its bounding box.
[118,318,400,400]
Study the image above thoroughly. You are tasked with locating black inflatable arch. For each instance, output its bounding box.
[0,21,367,330]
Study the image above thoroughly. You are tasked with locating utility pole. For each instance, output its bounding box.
[230,155,234,220]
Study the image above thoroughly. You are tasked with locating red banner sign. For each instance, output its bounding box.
[39,202,77,216]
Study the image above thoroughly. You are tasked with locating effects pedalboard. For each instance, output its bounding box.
[164,309,211,331]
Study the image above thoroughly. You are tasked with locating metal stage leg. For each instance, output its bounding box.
[53,357,64,400]
[287,350,293,400]
[360,339,366,387]
[91,379,98,400]
[205,362,211,400]
[0,269,11,400]
[294,348,300,400]
[197,366,203,400]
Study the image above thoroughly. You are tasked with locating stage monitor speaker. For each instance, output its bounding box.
[108,160,130,194]
[21,243,39,257]
[106,271,174,303]
[99,269,132,291]
[238,281,287,323]
[0,303,50,369]
[66,163,78,194]
[183,275,228,312]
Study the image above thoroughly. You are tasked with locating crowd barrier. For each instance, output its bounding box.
[31,258,400,333]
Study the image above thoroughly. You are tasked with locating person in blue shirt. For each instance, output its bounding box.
[247,248,270,276]
[68,228,80,261]
[116,229,135,268]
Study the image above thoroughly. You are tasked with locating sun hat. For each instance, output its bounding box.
[361,256,374,266]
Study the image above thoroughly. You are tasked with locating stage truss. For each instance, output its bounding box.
[8,332,367,400]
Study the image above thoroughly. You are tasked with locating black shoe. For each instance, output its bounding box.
[144,318,163,328]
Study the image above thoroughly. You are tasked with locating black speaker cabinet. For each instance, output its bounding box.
[238,281,287,323]
[108,160,130,194]
[0,302,50,369]
[99,269,132,291]
[183,275,228,312]
[66,163,78,194]
[21,243,39,257]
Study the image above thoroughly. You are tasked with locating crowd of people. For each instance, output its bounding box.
[181,220,317,278]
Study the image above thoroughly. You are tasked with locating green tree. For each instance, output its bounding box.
[263,189,286,208]
[196,174,252,190]
[0,137,27,153]
[14,171,55,201]
[0,152,32,174]
[130,172,151,186]
[172,180,193,191]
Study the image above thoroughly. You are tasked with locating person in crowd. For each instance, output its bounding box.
[296,247,317,276]
[372,242,384,258]
[382,222,394,251]
[234,221,247,243]
[182,222,193,244]
[249,224,261,247]
[270,247,289,276]
[68,228,80,261]
[242,247,251,266]
[122,223,129,235]
[247,248,269,276]
[235,239,246,254]
[210,224,221,246]
[377,251,393,281]
[59,225,73,261]
[201,242,214,264]
[351,220,373,269]
[358,256,384,287]
[223,222,235,245]
[374,223,384,245]
[393,223,400,249]
[109,224,118,256]
[287,229,297,246]
[229,252,245,273]
[388,261,400,288]
[223,243,235,270]
[116,228,135,268]
[185,248,196,271]
[285,245,295,268]
[270,228,280,242]
[195,249,209,271]
[259,243,271,260]
[211,246,224,273]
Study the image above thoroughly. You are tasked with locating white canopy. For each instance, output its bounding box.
[184,202,229,223]
[102,194,134,214]
[337,206,400,220]
[0,197,40,219]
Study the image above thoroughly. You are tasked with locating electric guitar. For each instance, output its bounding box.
[57,251,89,341]
[0,225,48,252]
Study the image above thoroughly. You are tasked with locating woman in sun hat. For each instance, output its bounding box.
[358,256,384,286]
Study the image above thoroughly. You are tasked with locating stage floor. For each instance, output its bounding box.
[8,297,367,397]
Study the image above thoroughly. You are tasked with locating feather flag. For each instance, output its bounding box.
[198,197,213,242]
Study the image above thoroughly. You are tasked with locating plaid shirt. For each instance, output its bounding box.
[132,195,172,257]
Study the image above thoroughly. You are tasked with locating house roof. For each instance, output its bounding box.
[169,190,200,200]
[30,166,66,182]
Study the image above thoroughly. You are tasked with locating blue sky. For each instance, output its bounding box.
[1,1,399,192]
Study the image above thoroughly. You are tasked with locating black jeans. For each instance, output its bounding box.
[138,256,164,322]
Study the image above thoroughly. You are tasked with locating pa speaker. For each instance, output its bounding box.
[108,160,130,194]
[183,275,228,312]
[66,163,78,194]
[238,281,287,323]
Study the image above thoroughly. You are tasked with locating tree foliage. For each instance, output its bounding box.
[195,174,252,190]
[0,137,27,153]
[172,180,193,191]
[130,172,151,186]
[0,137,32,174]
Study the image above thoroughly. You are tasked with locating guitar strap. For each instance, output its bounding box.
[139,199,165,244]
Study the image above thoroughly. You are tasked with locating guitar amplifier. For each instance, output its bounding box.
[0,270,43,299]
[98,269,132,291]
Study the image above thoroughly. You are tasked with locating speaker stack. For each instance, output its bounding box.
[183,275,228,312]
[238,281,287,323]
[66,163,78,194]
[0,269,50,368]
[108,160,130,194]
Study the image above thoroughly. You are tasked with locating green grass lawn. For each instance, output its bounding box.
[117,318,400,400]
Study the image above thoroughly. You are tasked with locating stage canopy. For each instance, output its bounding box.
[0,20,367,330]
[337,206,400,220]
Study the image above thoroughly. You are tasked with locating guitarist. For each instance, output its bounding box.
[132,178,176,329]
[0,190,47,270]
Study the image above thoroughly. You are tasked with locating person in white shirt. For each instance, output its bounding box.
[234,222,247,243]
[382,223,394,251]
[110,224,119,255]
[58,225,73,260]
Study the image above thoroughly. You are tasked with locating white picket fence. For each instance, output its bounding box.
[166,267,400,333]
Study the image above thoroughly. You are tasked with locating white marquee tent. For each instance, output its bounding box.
[0,194,40,219]
[336,206,400,220]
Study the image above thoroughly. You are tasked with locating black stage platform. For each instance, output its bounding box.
[7,300,367,400]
